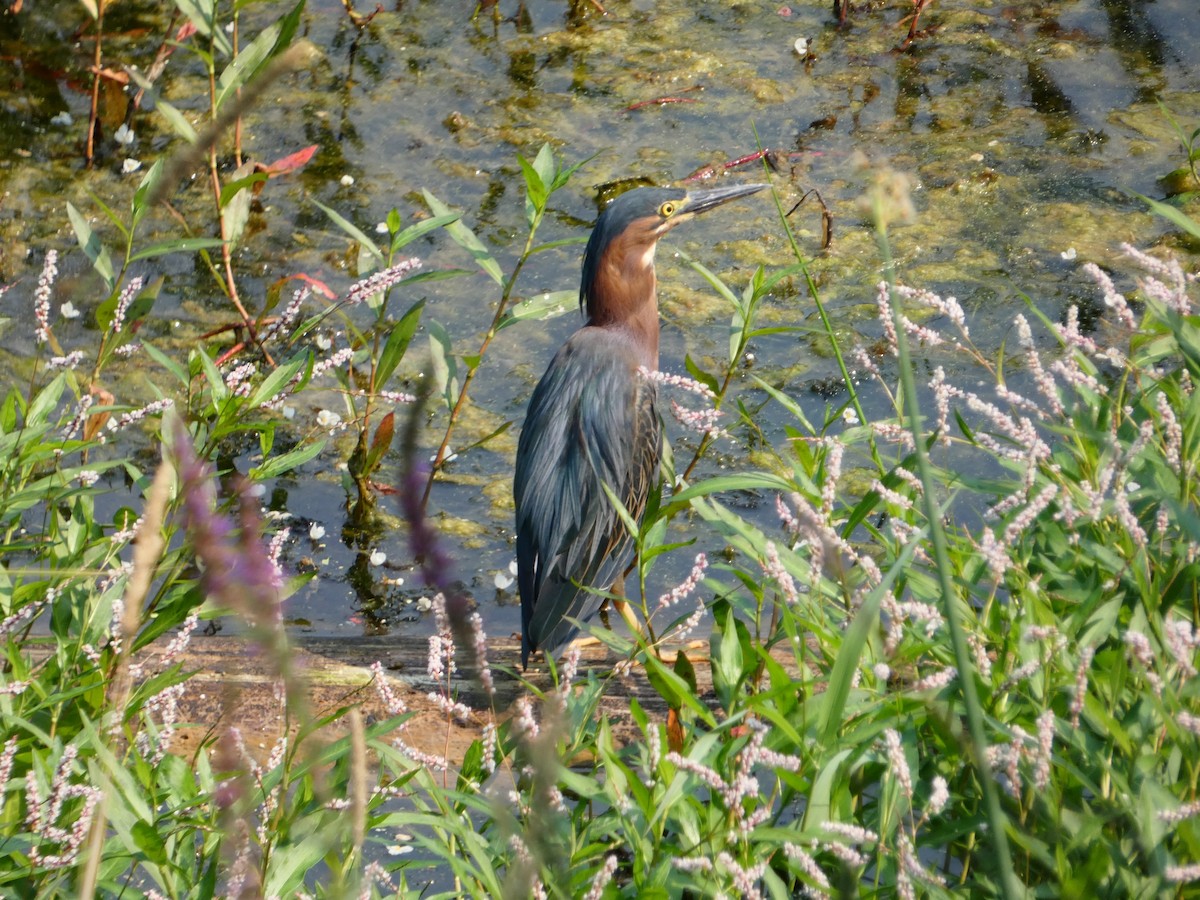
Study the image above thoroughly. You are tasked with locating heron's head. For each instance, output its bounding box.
[580,183,767,324]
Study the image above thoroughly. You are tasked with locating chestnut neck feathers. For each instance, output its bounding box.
[582,223,660,364]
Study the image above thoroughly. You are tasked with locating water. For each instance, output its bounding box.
[1,0,1197,643]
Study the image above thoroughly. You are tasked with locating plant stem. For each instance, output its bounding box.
[420,215,542,511]
[85,3,104,168]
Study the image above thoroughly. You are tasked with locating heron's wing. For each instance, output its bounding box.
[515,330,661,664]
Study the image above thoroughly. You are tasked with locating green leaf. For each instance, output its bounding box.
[154,97,199,143]
[427,319,459,410]
[131,159,165,229]
[66,202,115,291]
[497,289,578,330]
[390,212,461,254]
[1137,192,1200,241]
[711,607,744,714]
[247,351,312,409]
[216,0,303,108]
[532,143,556,195]
[452,420,512,456]
[172,0,233,57]
[686,256,741,306]
[599,482,640,537]
[140,341,191,387]
[752,375,816,433]
[683,354,720,396]
[422,190,504,285]
[128,237,226,264]
[666,472,796,508]
[0,388,19,432]
[311,196,385,266]
[643,654,717,726]
[128,67,200,142]
[86,190,129,240]
[528,235,590,254]
[816,531,923,747]
[251,438,327,480]
[219,172,270,207]
[673,648,698,694]
[517,154,548,229]
[376,299,425,387]
[550,149,598,191]
[221,163,257,249]
[259,424,275,458]
[26,373,67,428]
[195,346,228,408]
[131,820,169,866]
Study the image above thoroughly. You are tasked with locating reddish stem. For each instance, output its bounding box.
[626,96,700,111]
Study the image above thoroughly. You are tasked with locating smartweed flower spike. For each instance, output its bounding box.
[25,743,102,869]
[344,257,422,307]
[33,249,58,346]
[657,552,707,610]
[111,276,143,334]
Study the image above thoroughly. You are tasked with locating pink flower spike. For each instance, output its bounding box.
[344,258,422,307]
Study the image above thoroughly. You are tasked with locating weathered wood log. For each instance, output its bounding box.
[104,631,802,765]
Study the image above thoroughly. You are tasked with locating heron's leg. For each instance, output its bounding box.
[611,583,707,664]
[613,596,642,642]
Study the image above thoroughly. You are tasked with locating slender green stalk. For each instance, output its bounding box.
[871,200,1022,899]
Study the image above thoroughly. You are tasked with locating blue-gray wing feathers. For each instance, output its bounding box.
[515,330,660,666]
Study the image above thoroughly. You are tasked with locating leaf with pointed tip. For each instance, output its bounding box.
[251,438,326,480]
[128,237,226,264]
[497,290,578,330]
[1136,191,1200,241]
[427,319,459,410]
[66,202,115,292]
[216,0,303,108]
[247,351,312,409]
[219,172,270,207]
[195,346,227,409]
[376,299,424,388]
[517,154,548,228]
[551,150,599,191]
[311,196,385,266]
[173,0,233,57]
[422,190,503,285]
[221,163,256,249]
[363,412,395,475]
[140,341,190,387]
[390,212,461,254]
[684,354,720,396]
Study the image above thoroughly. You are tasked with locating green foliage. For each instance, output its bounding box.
[1157,101,1200,201]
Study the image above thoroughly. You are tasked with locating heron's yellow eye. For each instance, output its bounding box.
[658,201,676,218]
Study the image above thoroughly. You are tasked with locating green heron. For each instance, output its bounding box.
[515,182,767,668]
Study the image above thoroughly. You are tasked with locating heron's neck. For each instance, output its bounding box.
[585,246,661,367]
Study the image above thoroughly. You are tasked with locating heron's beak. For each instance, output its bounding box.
[680,182,769,218]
